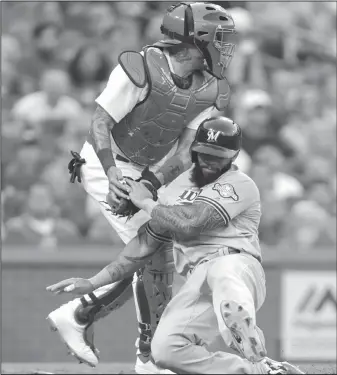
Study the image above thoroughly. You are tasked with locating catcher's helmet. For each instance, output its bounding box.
[191,116,242,162]
[158,2,237,79]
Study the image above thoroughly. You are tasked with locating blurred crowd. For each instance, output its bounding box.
[2,1,336,252]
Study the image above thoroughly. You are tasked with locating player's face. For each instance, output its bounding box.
[189,46,206,70]
[191,153,231,187]
[198,153,230,174]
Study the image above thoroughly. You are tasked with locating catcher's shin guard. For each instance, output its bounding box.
[76,277,134,324]
[132,242,175,361]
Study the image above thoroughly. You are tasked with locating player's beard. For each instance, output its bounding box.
[190,161,227,188]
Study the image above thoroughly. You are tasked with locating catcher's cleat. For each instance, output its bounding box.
[135,356,176,374]
[47,300,99,368]
[253,357,305,374]
[85,322,100,359]
[221,300,267,362]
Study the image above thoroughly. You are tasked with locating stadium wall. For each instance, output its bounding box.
[2,246,336,364]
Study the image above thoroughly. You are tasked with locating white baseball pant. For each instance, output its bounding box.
[151,252,266,374]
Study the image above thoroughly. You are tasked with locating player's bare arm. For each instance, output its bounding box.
[100,224,164,285]
[149,201,225,237]
[127,179,226,237]
[46,223,167,295]
[154,128,196,186]
[89,104,116,172]
[89,105,129,200]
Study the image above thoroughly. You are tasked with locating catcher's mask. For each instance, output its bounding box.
[190,116,242,163]
[158,2,237,79]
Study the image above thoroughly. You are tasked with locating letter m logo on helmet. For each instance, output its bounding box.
[207,129,221,143]
[191,116,242,161]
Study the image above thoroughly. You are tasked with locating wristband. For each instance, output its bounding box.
[97,148,116,174]
[88,268,114,289]
[141,166,162,190]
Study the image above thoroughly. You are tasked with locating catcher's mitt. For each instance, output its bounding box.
[108,177,158,220]
[68,151,86,183]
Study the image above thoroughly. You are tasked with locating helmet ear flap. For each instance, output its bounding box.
[191,151,198,163]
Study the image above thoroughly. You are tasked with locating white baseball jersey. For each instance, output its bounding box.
[153,165,262,276]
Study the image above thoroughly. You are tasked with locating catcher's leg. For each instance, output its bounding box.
[133,242,176,374]
[47,141,151,367]
[47,277,134,367]
[47,245,176,373]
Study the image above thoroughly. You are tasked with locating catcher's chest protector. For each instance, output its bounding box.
[111,47,221,166]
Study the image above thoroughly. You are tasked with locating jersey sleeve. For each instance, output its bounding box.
[95,52,149,123]
[186,105,222,130]
[145,221,173,243]
[194,176,260,225]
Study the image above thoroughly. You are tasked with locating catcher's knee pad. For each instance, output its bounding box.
[78,277,134,323]
[132,243,175,358]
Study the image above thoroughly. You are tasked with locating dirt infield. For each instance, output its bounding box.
[1,362,336,374]
[1,363,135,374]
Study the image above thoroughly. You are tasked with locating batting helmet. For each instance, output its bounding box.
[157,2,237,79]
[190,116,242,162]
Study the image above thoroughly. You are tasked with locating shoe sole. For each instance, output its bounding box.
[220,300,267,362]
[46,315,97,368]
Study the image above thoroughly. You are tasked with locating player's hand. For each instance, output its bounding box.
[46,278,95,295]
[106,166,130,206]
[126,179,154,210]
